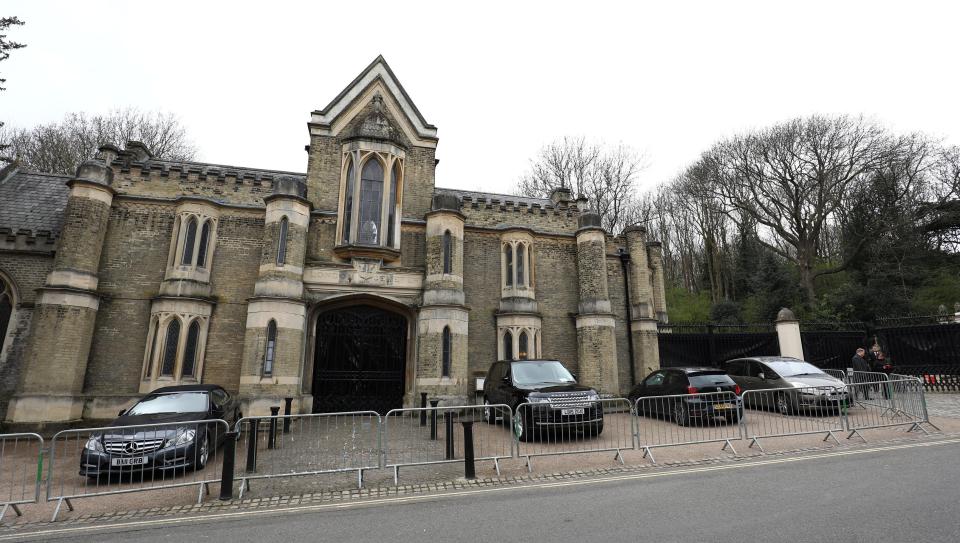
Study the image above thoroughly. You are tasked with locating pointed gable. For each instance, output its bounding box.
[309,55,438,148]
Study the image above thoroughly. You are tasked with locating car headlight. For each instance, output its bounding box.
[586,392,600,402]
[85,435,104,452]
[528,396,551,404]
[170,428,196,447]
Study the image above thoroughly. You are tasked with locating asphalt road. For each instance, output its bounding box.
[15,438,960,543]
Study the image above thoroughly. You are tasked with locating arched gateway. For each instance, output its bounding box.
[312,305,408,414]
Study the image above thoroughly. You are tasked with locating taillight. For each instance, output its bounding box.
[687,386,698,394]
[734,384,742,396]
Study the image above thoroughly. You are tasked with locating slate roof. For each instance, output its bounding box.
[434,187,552,207]
[0,166,70,238]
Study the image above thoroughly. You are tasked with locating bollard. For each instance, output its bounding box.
[420,393,428,427]
[283,397,293,434]
[429,399,440,440]
[445,411,455,460]
[268,406,280,450]
[461,421,475,480]
[245,420,259,473]
[219,431,238,500]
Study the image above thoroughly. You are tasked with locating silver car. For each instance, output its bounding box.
[724,357,850,415]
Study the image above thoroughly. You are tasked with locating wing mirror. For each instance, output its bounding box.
[503,375,511,383]
[118,409,127,416]
[757,372,766,380]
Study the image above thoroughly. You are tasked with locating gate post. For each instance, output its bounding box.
[775,308,804,360]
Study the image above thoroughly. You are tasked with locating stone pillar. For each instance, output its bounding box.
[574,212,619,395]
[624,226,661,383]
[416,194,469,405]
[775,308,804,360]
[239,177,310,416]
[647,241,668,323]
[7,160,114,424]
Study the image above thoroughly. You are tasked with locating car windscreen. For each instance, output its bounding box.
[511,361,575,386]
[763,361,827,378]
[126,392,209,415]
[688,372,735,386]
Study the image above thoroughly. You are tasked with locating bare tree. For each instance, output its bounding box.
[517,137,646,233]
[1,108,198,172]
[0,16,25,155]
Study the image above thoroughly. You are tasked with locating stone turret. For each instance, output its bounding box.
[624,226,661,382]
[416,193,469,404]
[7,160,115,424]
[574,212,619,394]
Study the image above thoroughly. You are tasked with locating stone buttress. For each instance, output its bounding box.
[574,212,619,395]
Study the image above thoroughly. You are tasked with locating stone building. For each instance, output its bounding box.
[0,56,666,427]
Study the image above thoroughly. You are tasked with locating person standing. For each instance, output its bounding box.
[852,348,872,400]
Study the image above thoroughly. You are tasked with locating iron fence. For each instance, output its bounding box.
[0,433,43,523]
[382,404,513,483]
[46,419,228,521]
[657,323,779,368]
[740,386,847,451]
[512,398,633,471]
[234,411,380,498]
[633,392,740,463]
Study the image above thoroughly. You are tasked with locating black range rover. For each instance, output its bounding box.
[482,359,603,441]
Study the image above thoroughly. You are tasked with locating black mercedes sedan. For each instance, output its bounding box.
[80,384,239,478]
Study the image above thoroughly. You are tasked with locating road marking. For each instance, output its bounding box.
[7,436,960,541]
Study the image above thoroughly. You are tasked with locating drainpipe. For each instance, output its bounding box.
[618,248,637,388]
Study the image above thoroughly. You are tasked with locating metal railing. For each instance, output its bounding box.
[513,398,633,471]
[0,433,43,523]
[824,369,847,381]
[845,378,933,440]
[234,411,380,498]
[382,404,513,483]
[46,419,229,521]
[740,386,847,451]
[633,392,740,463]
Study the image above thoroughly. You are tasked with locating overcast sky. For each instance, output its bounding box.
[3,1,958,195]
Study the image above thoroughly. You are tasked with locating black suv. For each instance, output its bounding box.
[482,359,603,441]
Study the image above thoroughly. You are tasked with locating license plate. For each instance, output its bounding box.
[712,403,734,410]
[561,408,585,416]
[111,456,147,467]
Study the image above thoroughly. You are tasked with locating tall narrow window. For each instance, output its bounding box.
[504,244,513,287]
[502,330,513,361]
[263,320,277,376]
[388,163,399,247]
[519,331,529,360]
[144,318,159,378]
[161,318,181,376]
[342,158,355,244]
[358,158,384,245]
[277,217,289,266]
[0,279,11,356]
[517,244,526,286]
[441,326,451,378]
[181,218,198,265]
[442,230,452,274]
[182,320,201,378]
[196,221,211,268]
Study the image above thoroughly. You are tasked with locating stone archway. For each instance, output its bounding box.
[312,304,408,414]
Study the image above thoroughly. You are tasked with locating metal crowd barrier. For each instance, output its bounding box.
[234,411,380,498]
[513,398,633,471]
[46,419,229,521]
[633,392,740,463]
[382,404,512,483]
[740,386,846,451]
[0,433,44,523]
[824,369,847,381]
[845,378,932,440]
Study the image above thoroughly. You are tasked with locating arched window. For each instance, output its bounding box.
[182,320,201,378]
[504,244,513,287]
[263,320,277,376]
[517,243,526,286]
[519,331,529,360]
[388,163,399,247]
[502,330,513,361]
[441,326,451,378]
[0,278,13,355]
[161,318,181,376]
[358,158,384,245]
[276,217,289,266]
[196,220,211,268]
[342,158,354,244]
[144,318,159,378]
[181,217,198,266]
[442,230,452,274]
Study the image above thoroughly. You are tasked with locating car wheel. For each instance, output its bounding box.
[196,432,211,470]
[672,402,689,427]
[483,398,495,425]
[777,393,795,416]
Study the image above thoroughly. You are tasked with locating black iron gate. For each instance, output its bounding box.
[313,305,407,414]
[657,323,779,367]
[800,323,868,371]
